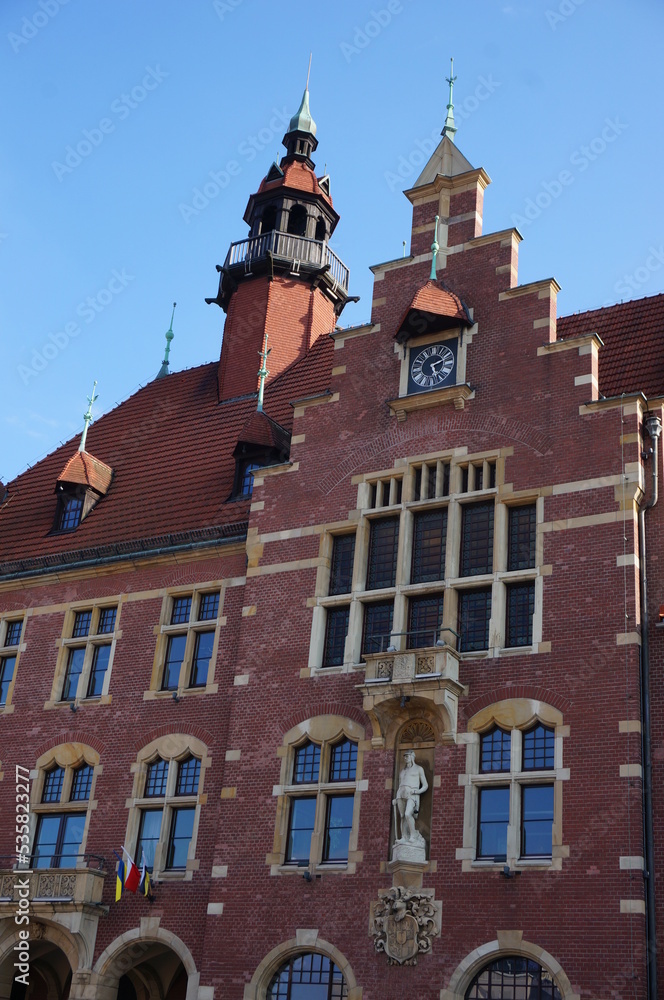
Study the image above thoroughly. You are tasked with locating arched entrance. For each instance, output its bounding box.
[0,939,72,1000]
[94,930,196,1000]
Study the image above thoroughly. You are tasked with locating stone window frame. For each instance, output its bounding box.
[456,699,570,873]
[46,601,122,710]
[267,716,368,876]
[146,584,224,700]
[28,742,102,869]
[0,614,26,714]
[308,449,545,674]
[125,734,210,882]
[396,327,470,398]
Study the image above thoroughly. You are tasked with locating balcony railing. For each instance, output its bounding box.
[0,854,106,908]
[224,231,349,291]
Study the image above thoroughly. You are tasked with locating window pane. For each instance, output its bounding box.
[136,809,163,870]
[477,787,509,859]
[71,765,94,801]
[97,607,117,634]
[191,631,214,687]
[480,728,511,773]
[508,505,536,570]
[267,954,347,1000]
[162,634,186,690]
[460,501,494,576]
[5,621,22,646]
[32,815,61,868]
[145,759,169,797]
[323,606,349,667]
[411,509,447,584]
[176,757,201,795]
[362,601,393,655]
[0,655,16,705]
[59,813,86,867]
[86,644,111,697]
[60,496,83,530]
[522,785,554,857]
[458,589,491,652]
[198,592,220,621]
[72,611,92,637]
[62,647,86,700]
[286,797,316,863]
[366,517,399,590]
[42,767,65,803]
[293,742,320,783]
[407,594,444,649]
[506,582,534,647]
[523,724,555,770]
[466,958,562,1000]
[323,795,354,862]
[240,462,260,496]
[171,597,192,625]
[329,535,355,595]
[329,740,357,782]
[167,807,195,869]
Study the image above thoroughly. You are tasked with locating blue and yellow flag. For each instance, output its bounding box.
[113,851,124,902]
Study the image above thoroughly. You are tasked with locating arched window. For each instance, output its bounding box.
[465,956,562,999]
[287,204,307,237]
[315,216,326,242]
[31,745,100,869]
[261,205,277,234]
[267,953,348,999]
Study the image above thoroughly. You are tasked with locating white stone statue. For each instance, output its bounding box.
[392,750,428,850]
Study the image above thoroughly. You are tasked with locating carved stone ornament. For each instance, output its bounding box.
[371,886,441,965]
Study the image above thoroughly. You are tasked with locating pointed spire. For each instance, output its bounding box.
[442,57,458,140]
[256,332,271,413]
[79,380,98,453]
[430,215,440,280]
[156,303,176,380]
[287,54,317,137]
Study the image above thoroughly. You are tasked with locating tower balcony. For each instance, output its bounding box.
[219,231,349,312]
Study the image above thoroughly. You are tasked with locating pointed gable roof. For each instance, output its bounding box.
[412,135,475,188]
[234,410,291,457]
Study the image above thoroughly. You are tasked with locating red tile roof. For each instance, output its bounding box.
[258,161,333,206]
[236,410,291,454]
[396,281,471,342]
[0,334,334,574]
[557,293,664,399]
[57,450,113,495]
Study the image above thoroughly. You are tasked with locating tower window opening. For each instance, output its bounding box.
[261,206,277,234]
[315,216,326,242]
[287,204,307,237]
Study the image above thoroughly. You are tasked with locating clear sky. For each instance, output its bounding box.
[1,0,662,482]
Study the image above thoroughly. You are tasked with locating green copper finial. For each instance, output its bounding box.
[79,380,98,453]
[430,216,440,280]
[156,302,177,380]
[287,54,317,137]
[442,57,458,140]
[257,332,271,413]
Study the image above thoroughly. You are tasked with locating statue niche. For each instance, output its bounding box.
[391,747,433,865]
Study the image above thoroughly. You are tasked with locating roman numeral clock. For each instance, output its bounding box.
[407,342,457,393]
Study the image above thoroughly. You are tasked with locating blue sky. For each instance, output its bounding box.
[1,0,662,482]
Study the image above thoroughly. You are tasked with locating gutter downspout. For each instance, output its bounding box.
[638,409,661,1000]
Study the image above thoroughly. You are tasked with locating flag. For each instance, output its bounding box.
[113,851,124,902]
[138,852,151,897]
[122,846,141,893]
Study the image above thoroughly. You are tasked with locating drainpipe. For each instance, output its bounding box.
[638,409,661,1000]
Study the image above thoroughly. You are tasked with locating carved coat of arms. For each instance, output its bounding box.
[370,886,441,965]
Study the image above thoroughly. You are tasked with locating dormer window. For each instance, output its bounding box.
[58,493,84,531]
[240,462,260,497]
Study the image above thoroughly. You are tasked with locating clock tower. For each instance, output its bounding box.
[208,87,352,402]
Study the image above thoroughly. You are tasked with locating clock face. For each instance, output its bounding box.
[409,343,456,391]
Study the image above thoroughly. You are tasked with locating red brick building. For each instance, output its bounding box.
[1,83,664,999]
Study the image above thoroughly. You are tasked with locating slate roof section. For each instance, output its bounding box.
[0,334,334,574]
[557,293,664,399]
[57,450,113,495]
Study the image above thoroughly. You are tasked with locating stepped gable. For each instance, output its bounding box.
[557,293,664,399]
[0,334,334,570]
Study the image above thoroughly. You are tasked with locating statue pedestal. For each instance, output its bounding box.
[388,855,428,889]
[391,842,427,865]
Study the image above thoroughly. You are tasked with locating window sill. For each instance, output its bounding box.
[143,684,218,701]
